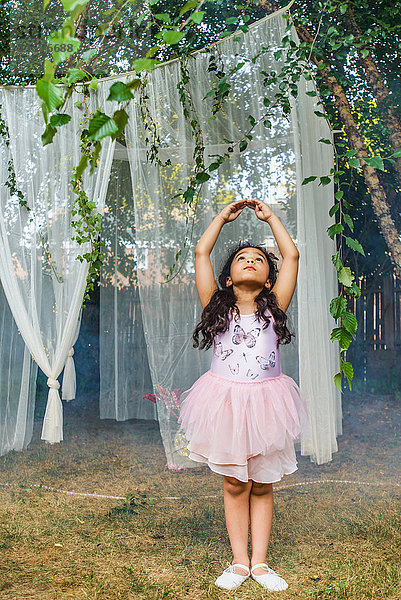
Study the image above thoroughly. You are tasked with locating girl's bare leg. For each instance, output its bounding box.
[249,481,274,575]
[222,475,252,574]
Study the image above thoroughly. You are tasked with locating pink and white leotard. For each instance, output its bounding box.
[210,309,281,382]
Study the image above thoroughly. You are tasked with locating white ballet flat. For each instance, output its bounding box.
[251,563,288,591]
[214,562,250,590]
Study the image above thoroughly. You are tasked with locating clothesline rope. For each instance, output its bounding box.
[0,478,399,501]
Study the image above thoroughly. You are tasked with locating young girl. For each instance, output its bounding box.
[178,198,311,592]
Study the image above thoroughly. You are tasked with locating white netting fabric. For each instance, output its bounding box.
[0,81,116,448]
[99,8,341,467]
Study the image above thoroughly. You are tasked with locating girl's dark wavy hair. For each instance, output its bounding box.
[193,242,295,350]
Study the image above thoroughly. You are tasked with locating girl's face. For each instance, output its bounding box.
[226,247,271,289]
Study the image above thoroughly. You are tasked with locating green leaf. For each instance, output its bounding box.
[348,158,361,168]
[41,124,57,146]
[330,296,347,319]
[36,80,64,112]
[75,152,89,179]
[329,203,340,217]
[239,140,248,152]
[335,190,343,201]
[208,162,220,171]
[112,109,129,136]
[340,3,348,14]
[366,156,385,171]
[162,30,185,45]
[183,187,195,201]
[318,138,331,144]
[146,46,159,58]
[390,148,401,158]
[127,78,141,90]
[49,113,71,127]
[133,58,157,73]
[344,236,365,256]
[331,251,343,271]
[195,172,210,184]
[88,111,119,141]
[107,81,134,102]
[330,326,352,350]
[343,200,353,209]
[61,0,89,10]
[89,78,99,91]
[82,48,96,63]
[89,141,102,175]
[191,11,205,24]
[302,176,317,185]
[95,23,110,37]
[225,16,238,25]
[341,311,357,335]
[65,68,86,86]
[320,176,331,186]
[327,223,344,239]
[334,372,342,391]
[351,282,361,298]
[344,149,358,157]
[360,48,369,58]
[343,214,354,232]
[179,0,198,15]
[338,266,355,287]
[154,13,171,23]
[341,360,354,386]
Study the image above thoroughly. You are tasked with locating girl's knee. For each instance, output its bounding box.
[250,481,273,496]
[223,475,250,495]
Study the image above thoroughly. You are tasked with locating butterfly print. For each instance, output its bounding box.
[232,325,261,348]
[228,363,239,375]
[215,342,233,361]
[246,369,259,380]
[256,352,276,369]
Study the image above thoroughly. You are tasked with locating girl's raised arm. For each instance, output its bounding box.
[195,200,247,309]
[247,198,299,313]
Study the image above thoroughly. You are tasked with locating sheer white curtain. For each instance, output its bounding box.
[97,6,340,467]
[0,279,37,456]
[99,157,156,422]
[292,72,342,463]
[0,80,116,445]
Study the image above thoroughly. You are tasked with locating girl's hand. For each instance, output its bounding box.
[245,198,275,222]
[218,199,248,223]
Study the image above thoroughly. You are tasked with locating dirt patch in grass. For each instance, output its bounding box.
[0,391,400,599]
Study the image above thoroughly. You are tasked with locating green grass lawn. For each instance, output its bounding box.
[0,390,400,599]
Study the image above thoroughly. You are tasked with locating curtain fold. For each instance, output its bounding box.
[61,314,81,401]
[0,279,37,456]
[0,80,116,446]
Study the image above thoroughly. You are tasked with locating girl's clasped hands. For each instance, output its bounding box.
[219,198,274,224]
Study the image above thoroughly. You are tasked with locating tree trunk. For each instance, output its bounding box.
[344,6,401,184]
[257,0,401,278]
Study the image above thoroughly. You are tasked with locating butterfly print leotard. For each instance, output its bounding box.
[210,309,282,382]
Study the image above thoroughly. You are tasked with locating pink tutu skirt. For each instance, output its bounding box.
[178,370,311,484]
